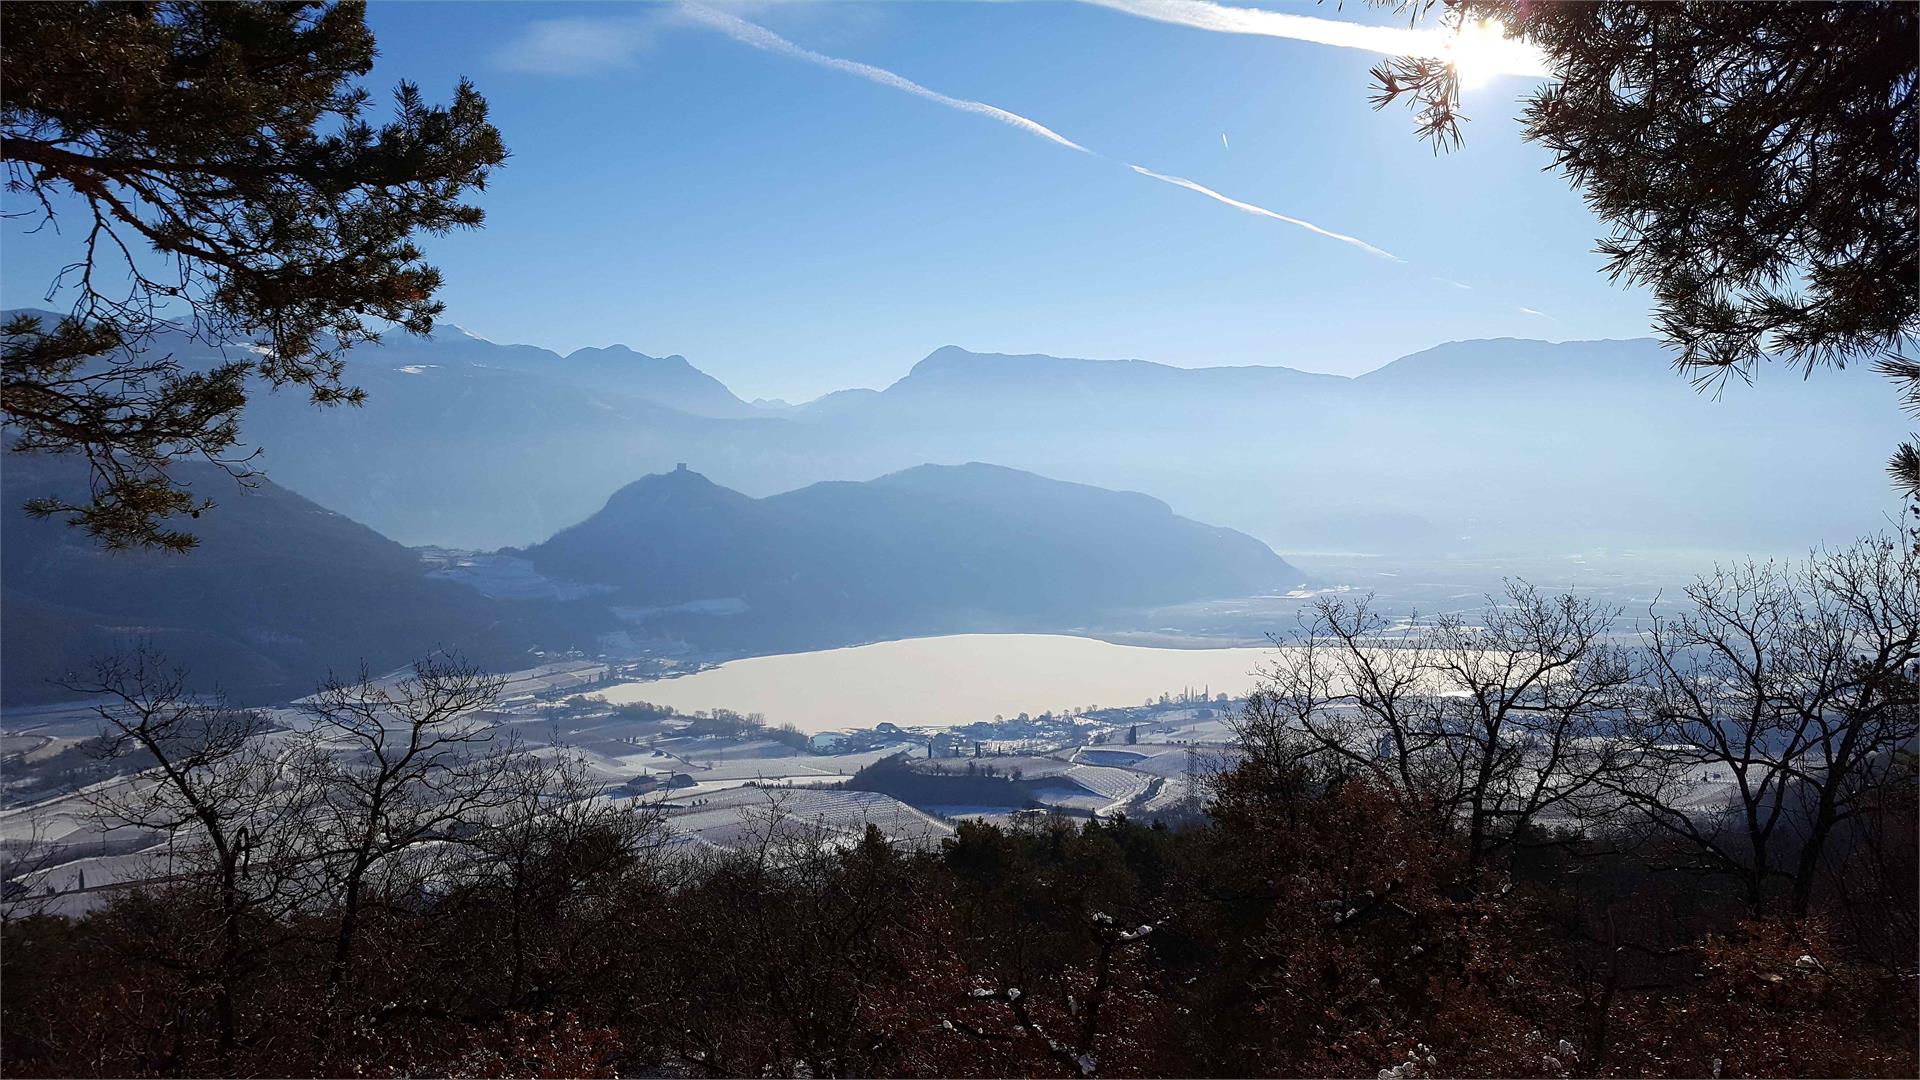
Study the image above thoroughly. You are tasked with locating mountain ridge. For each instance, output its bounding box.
[2,453,1301,702]
[5,305,1689,404]
[7,310,1898,554]
[0,455,598,705]
[520,462,1301,651]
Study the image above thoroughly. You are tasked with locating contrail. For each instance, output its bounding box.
[679,5,1092,154]
[680,5,1402,264]
[1128,165,1401,261]
[1083,0,1549,77]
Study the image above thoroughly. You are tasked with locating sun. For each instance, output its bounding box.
[1442,16,1538,90]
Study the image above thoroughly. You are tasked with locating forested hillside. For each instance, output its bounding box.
[523,463,1298,648]
[0,456,590,704]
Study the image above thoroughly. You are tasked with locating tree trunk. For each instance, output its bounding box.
[1789,789,1843,917]
[215,861,240,1055]
[508,873,526,1007]
[326,861,370,1009]
[1745,845,1770,916]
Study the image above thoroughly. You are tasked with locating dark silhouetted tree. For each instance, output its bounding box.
[1371,1,1917,492]
[59,645,310,1057]
[1,1,506,549]
[1610,536,1919,916]
[295,655,515,1021]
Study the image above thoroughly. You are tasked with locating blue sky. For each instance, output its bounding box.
[3,1,1660,402]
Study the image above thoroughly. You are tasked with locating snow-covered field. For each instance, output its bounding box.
[658,787,953,851]
[3,636,1750,910]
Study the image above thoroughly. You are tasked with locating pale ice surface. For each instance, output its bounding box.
[598,633,1280,734]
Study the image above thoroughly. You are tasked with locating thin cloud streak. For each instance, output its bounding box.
[679,5,1396,264]
[496,5,1555,310]
[1084,0,1550,78]
[1127,165,1402,261]
[493,15,656,74]
[679,5,1092,154]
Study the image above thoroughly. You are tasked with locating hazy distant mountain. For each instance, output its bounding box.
[524,465,771,603]
[0,456,598,705]
[242,346,754,547]
[799,344,1346,422]
[777,341,1901,556]
[2,308,755,416]
[1355,337,1677,390]
[9,310,1904,556]
[378,326,762,419]
[1,448,1297,700]
[521,463,1300,649]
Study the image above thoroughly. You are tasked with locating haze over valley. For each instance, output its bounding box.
[4,307,1898,712]
[177,316,1907,555]
[2,3,1914,1076]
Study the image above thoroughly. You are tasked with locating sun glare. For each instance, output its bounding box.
[1442,16,1541,89]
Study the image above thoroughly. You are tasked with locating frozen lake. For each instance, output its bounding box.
[599,633,1282,734]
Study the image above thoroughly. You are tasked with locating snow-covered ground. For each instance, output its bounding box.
[656,786,953,851]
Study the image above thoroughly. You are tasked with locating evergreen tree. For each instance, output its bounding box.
[1373,1,1917,494]
[2,1,507,549]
